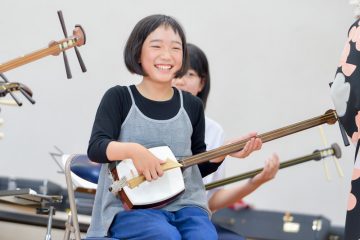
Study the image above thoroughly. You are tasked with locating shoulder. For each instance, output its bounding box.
[348,20,360,35]
[180,90,204,124]
[101,85,131,103]
[205,116,224,133]
[104,85,129,98]
[181,89,204,109]
[98,85,132,115]
[205,116,224,150]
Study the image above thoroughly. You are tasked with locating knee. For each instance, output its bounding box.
[185,230,218,240]
[181,224,218,240]
[155,225,181,240]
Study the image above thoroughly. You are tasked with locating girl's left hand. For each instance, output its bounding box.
[229,132,262,159]
[250,153,280,186]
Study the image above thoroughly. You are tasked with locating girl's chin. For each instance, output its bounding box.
[152,74,176,82]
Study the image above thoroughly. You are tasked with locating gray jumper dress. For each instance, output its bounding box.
[87,87,209,237]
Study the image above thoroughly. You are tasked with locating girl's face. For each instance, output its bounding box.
[140,25,183,83]
[172,69,204,96]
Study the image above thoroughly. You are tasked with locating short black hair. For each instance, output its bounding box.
[124,14,189,78]
[187,43,211,109]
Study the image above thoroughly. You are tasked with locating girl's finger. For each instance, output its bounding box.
[143,170,152,182]
[156,162,164,177]
[149,167,159,180]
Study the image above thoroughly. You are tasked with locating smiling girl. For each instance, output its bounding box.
[86,15,261,239]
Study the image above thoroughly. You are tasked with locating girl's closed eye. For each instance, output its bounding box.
[172,43,182,51]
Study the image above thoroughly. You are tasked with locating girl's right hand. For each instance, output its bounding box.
[130,144,164,181]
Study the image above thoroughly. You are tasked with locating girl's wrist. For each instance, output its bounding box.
[248,177,261,187]
[127,142,142,158]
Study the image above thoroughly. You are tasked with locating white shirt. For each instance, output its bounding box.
[202,116,225,199]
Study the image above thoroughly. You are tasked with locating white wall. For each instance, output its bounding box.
[0,0,355,226]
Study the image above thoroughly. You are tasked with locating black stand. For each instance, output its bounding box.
[0,188,62,240]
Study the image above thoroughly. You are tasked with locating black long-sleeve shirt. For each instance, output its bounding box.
[87,85,221,177]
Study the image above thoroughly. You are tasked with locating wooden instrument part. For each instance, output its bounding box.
[205,143,342,190]
[179,109,338,168]
[0,82,33,98]
[0,26,86,73]
[127,159,183,189]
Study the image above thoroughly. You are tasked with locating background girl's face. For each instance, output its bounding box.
[172,69,204,96]
[140,25,183,83]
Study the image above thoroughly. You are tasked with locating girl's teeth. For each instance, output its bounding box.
[156,65,171,70]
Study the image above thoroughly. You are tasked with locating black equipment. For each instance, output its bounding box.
[212,208,343,240]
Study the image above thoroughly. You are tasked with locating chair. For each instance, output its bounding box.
[63,154,116,240]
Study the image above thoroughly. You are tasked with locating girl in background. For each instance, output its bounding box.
[173,43,279,239]
[173,43,279,211]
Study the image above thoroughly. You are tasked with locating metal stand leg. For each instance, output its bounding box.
[63,211,72,240]
[44,206,54,240]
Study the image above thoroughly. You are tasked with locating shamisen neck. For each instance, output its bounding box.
[178,110,337,167]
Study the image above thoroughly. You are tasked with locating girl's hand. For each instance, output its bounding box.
[229,132,262,159]
[130,144,164,182]
[250,153,280,186]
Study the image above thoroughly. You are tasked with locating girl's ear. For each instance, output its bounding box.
[199,78,206,91]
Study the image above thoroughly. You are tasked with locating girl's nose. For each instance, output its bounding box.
[160,48,172,60]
